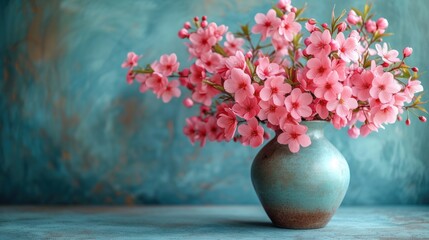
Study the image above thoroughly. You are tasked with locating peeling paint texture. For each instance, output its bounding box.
[1,0,429,204]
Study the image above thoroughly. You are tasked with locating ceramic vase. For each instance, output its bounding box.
[251,121,350,229]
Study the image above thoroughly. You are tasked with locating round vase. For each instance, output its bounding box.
[251,121,350,229]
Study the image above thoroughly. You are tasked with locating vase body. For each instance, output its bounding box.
[251,121,350,229]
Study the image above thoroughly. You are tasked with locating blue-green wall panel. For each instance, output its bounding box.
[1,0,429,205]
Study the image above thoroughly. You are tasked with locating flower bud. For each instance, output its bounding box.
[202,16,207,21]
[291,7,297,13]
[403,47,413,58]
[184,22,191,29]
[347,10,361,25]
[382,62,390,67]
[348,126,360,139]
[412,67,419,72]
[178,28,189,39]
[302,49,310,57]
[180,68,190,77]
[365,20,377,33]
[337,22,347,32]
[183,98,194,108]
[304,37,312,46]
[321,23,329,29]
[263,132,271,140]
[245,51,253,59]
[201,20,208,28]
[397,115,402,121]
[193,16,199,22]
[308,18,317,25]
[277,0,287,10]
[419,116,427,122]
[200,105,210,114]
[406,118,411,126]
[376,18,388,30]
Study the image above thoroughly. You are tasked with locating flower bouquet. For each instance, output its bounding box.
[121,0,427,229]
[121,0,426,154]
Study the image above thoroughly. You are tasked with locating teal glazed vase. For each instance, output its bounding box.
[251,121,350,229]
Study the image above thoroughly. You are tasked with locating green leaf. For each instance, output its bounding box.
[203,79,226,92]
[351,7,363,17]
[272,6,284,18]
[213,44,228,57]
[416,105,428,114]
[295,4,307,18]
[241,24,249,36]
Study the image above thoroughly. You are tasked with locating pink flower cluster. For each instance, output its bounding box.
[122,1,426,153]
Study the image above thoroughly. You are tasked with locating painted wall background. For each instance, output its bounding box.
[1,0,429,205]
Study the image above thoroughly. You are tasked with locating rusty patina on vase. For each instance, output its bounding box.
[251,121,350,229]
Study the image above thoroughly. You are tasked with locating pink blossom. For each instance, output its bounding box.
[189,28,217,54]
[369,72,401,103]
[277,0,292,12]
[145,73,168,97]
[314,72,343,101]
[375,43,400,64]
[126,69,135,84]
[278,12,301,41]
[238,118,265,147]
[297,67,317,92]
[284,88,313,120]
[232,97,260,120]
[348,125,360,138]
[196,52,222,73]
[351,70,373,101]
[403,79,423,102]
[192,75,220,106]
[365,20,377,33]
[331,59,347,81]
[315,99,329,119]
[206,116,223,141]
[208,22,228,41]
[260,76,291,106]
[360,123,378,137]
[258,99,287,125]
[306,30,332,57]
[372,104,398,127]
[277,123,311,153]
[189,64,206,84]
[224,32,245,55]
[224,68,255,103]
[217,107,237,141]
[151,53,180,77]
[159,80,181,103]
[121,52,139,69]
[222,51,247,79]
[256,57,284,80]
[183,116,207,146]
[306,56,332,82]
[135,74,149,92]
[331,114,348,129]
[327,86,358,118]
[335,32,359,63]
[251,9,281,40]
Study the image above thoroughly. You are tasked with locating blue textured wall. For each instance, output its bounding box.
[1,0,429,205]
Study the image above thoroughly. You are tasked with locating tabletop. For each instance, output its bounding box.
[0,206,428,239]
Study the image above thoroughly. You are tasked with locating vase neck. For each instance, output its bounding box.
[301,121,327,140]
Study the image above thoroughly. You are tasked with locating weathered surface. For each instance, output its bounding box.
[1,0,429,205]
[0,206,428,239]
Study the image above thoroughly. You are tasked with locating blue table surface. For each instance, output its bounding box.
[0,206,428,239]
